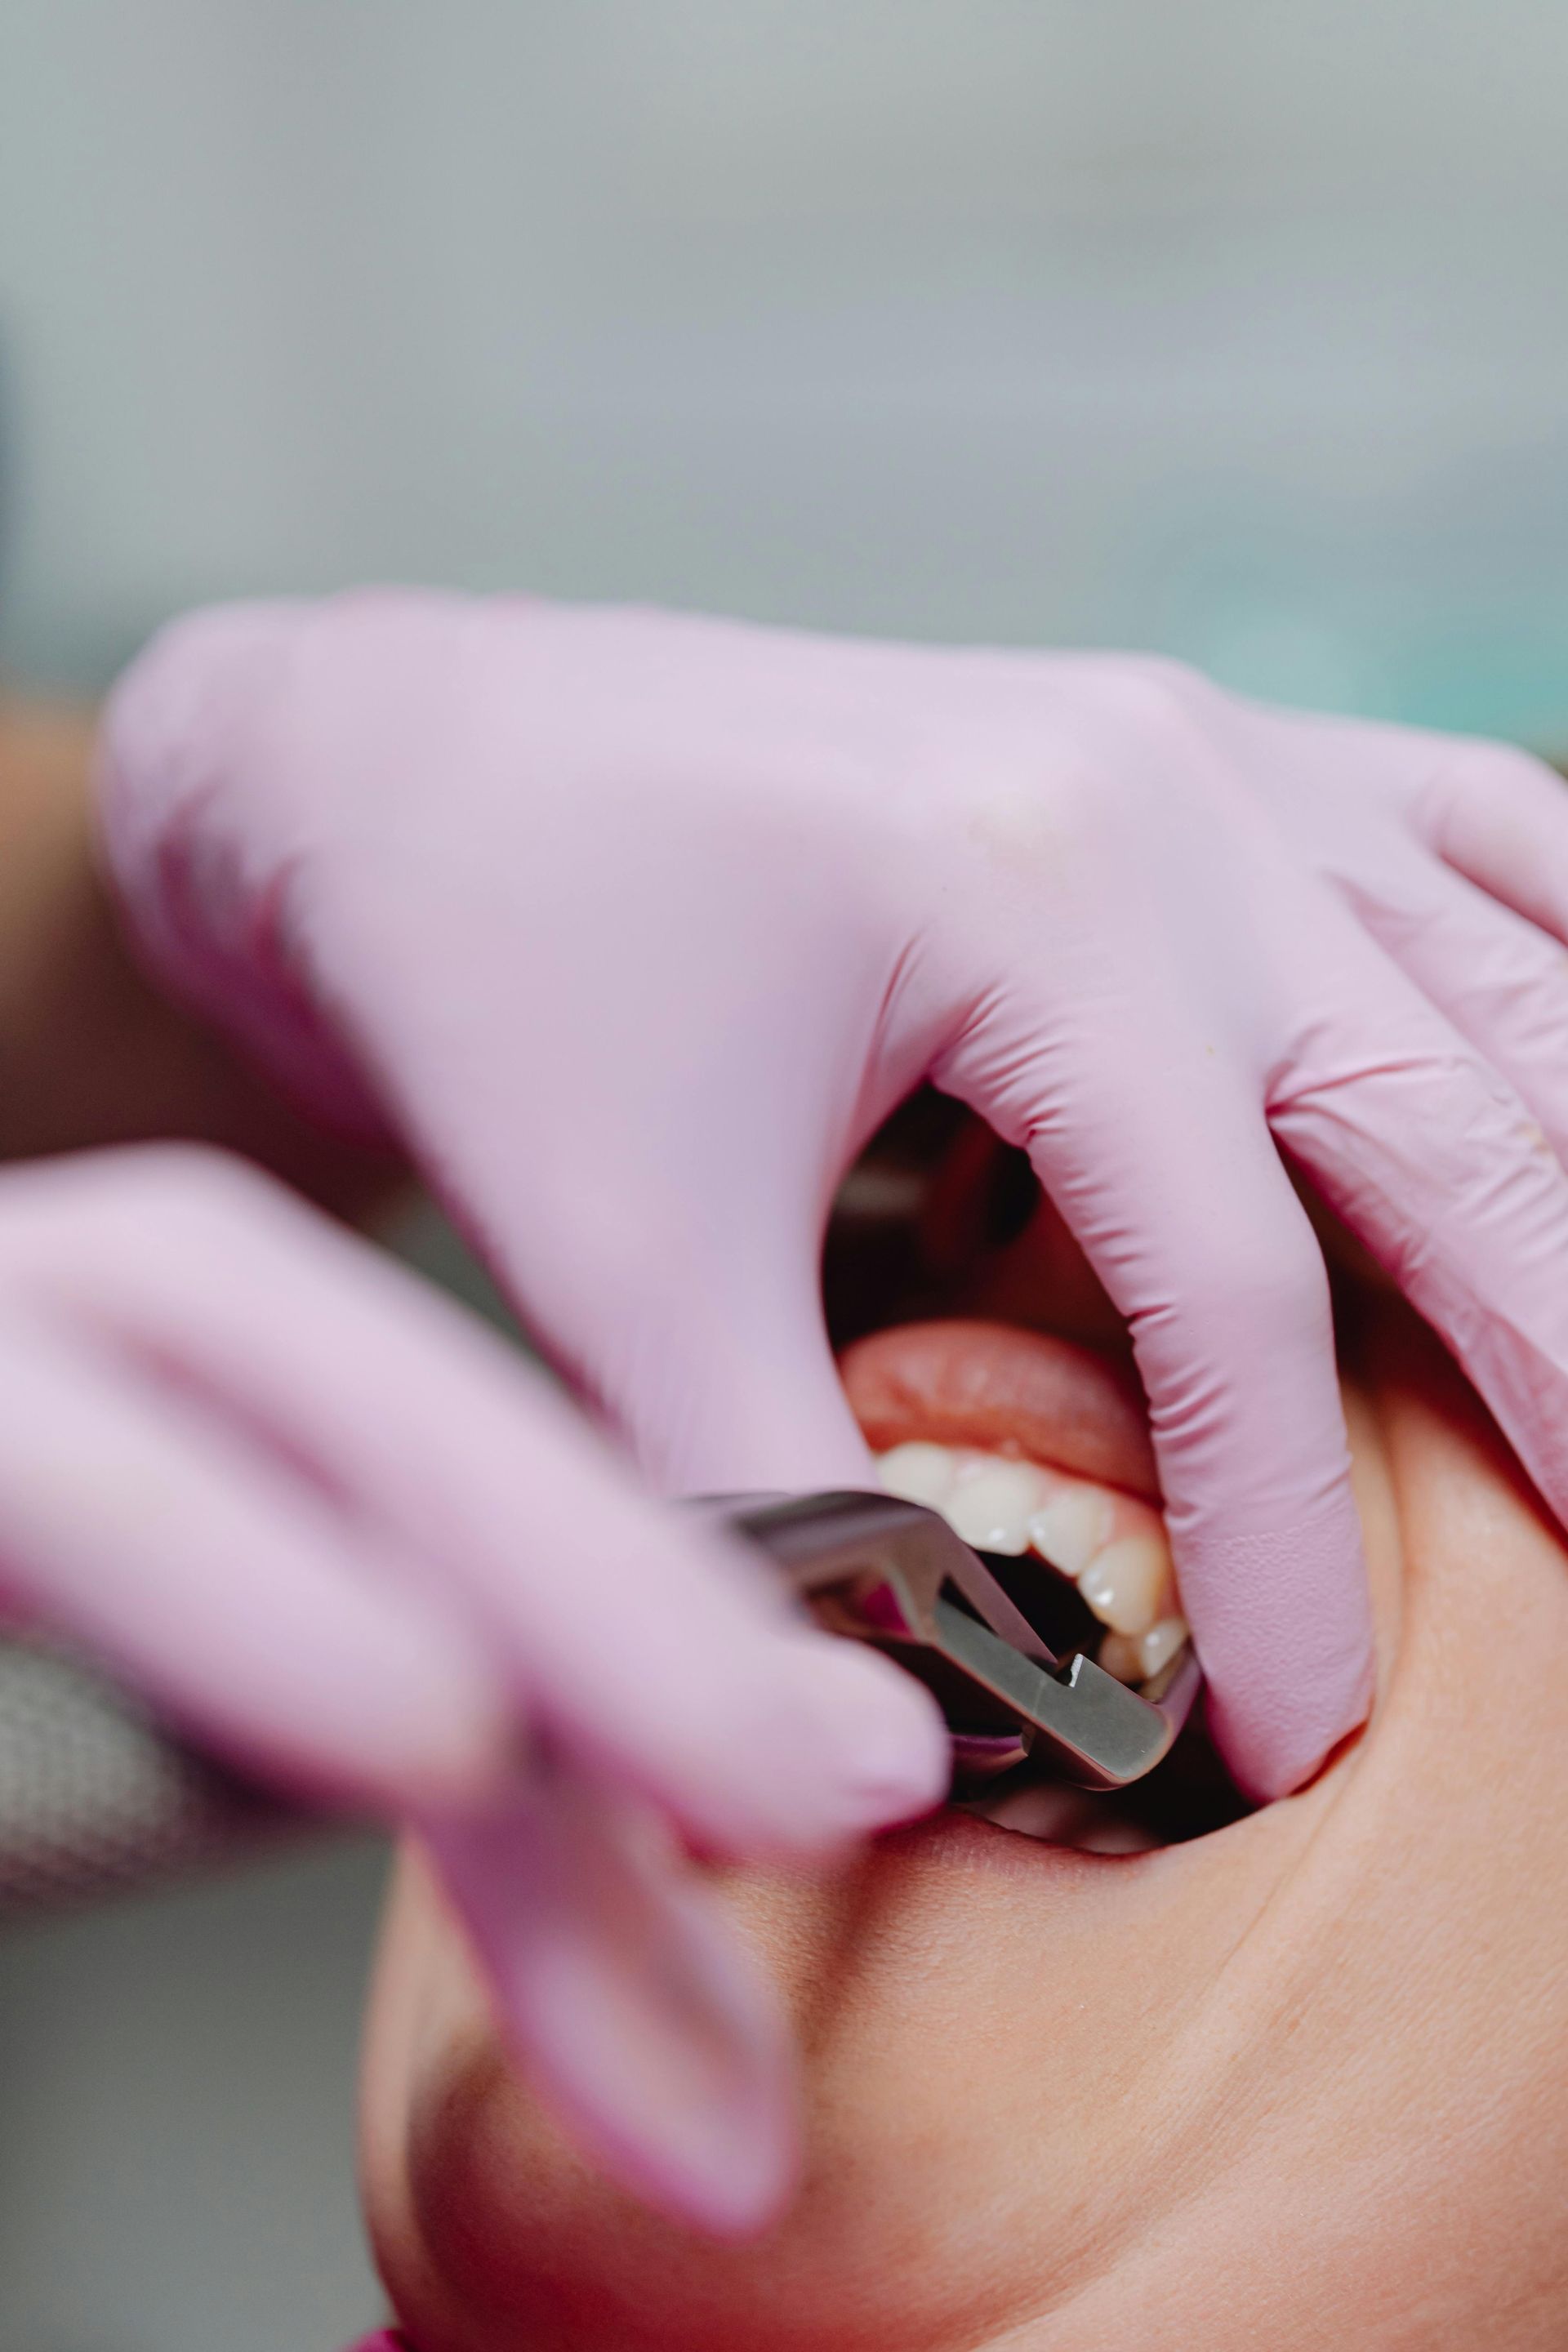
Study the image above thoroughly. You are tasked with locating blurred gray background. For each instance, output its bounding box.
[2,4,1568,2345]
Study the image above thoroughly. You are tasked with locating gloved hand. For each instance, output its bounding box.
[0,1143,944,2232]
[99,595,1568,1797]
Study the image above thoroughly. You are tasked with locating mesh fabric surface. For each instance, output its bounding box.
[0,1635,304,1915]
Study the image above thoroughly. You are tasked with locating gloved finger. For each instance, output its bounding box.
[938,1024,1373,1802]
[283,852,892,1499]
[1414,736,1568,945]
[1267,942,1568,1558]
[1346,865,1568,1163]
[0,1147,947,1859]
[0,1317,510,1811]
[426,1761,797,2238]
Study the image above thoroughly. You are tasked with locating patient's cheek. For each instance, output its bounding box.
[398,1996,996,2352]
[391,1873,979,2352]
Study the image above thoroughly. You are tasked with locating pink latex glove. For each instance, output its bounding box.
[0,1143,943,2231]
[99,596,1568,1799]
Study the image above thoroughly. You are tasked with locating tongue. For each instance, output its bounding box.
[840,1320,1159,1501]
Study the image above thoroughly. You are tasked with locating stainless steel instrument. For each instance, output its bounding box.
[0,1487,1199,1918]
[719,1488,1199,1793]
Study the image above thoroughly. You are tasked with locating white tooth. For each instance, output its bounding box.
[1096,1631,1143,1685]
[1077,1535,1174,1637]
[1136,1616,1187,1680]
[875,1441,958,1509]
[942,1459,1049,1553]
[1027,1489,1113,1579]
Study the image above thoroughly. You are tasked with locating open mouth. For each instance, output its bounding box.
[828,1103,1254,1854]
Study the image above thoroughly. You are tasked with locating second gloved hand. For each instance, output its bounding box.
[100,595,1568,1798]
[0,1144,943,2233]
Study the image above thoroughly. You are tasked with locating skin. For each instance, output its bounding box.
[0,691,396,1205]
[358,1289,1568,2350]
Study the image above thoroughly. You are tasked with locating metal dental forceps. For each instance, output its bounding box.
[0,1486,1201,1916]
[714,1489,1201,1793]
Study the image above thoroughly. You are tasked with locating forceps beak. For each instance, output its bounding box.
[714,1489,1200,1793]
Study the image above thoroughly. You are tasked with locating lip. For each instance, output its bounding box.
[843,1316,1159,1499]
[882,1798,1170,1881]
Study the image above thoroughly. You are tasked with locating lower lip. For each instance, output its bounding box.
[880,1800,1162,1881]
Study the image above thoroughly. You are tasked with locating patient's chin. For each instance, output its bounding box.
[382,1827,1183,2352]
[397,2020,1025,2352]
[376,1776,1296,2352]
